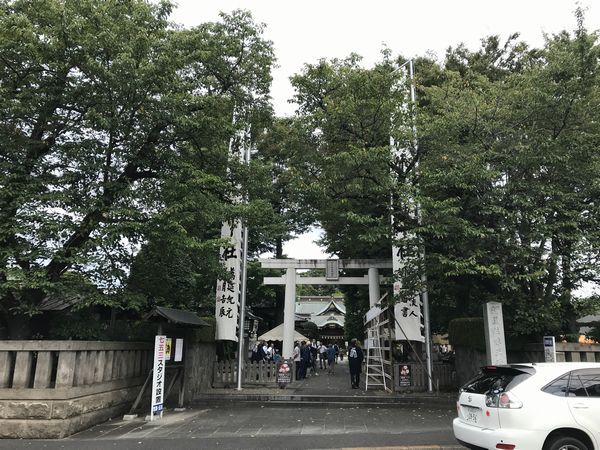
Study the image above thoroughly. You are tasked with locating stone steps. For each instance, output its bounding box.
[194,392,456,407]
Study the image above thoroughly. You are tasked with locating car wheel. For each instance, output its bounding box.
[547,436,589,450]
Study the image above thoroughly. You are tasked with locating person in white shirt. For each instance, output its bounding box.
[319,342,328,369]
[292,341,301,380]
[266,342,274,360]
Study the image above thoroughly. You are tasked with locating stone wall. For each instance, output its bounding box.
[0,340,152,438]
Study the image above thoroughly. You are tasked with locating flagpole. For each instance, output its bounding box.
[236,137,251,391]
[391,59,433,392]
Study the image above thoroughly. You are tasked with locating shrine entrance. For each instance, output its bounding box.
[257,258,393,359]
[256,258,398,394]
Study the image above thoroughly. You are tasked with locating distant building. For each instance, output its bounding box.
[295,295,345,344]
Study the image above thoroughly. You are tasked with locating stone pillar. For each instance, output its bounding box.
[282,267,296,359]
[483,302,507,365]
[368,267,380,308]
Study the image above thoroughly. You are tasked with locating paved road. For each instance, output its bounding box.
[0,403,463,449]
[294,357,393,395]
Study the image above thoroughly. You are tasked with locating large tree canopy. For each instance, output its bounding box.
[418,19,600,338]
[1,1,598,344]
[0,0,275,337]
[290,15,600,340]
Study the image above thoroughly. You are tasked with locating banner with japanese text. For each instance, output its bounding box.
[214,221,242,341]
[392,241,424,342]
[150,335,166,420]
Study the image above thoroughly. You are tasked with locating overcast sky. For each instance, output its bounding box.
[171,0,599,260]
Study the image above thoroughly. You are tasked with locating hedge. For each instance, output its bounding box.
[448,317,486,351]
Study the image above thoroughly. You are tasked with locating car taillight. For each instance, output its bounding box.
[485,391,522,409]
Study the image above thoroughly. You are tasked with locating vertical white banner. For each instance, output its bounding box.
[389,65,424,343]
[214,118,250,342]
[392,241,424,342]
[215,221,242,341]
[150,335,167,420]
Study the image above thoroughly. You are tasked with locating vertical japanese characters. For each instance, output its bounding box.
[151,335,167,419]
[214,221,243,340]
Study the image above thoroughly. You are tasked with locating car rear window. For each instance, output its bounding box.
[461,366,534,394]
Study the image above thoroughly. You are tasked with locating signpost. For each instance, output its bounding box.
[544,336,556,363]
[150,335,167,421]
[276,359,293,388]
[398,364,412,387]
[483,302,507,365]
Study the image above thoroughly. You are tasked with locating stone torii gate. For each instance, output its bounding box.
[258,259,393,359]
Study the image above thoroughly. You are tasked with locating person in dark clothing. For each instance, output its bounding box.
[326,344,336,374]
[348,338,364,389]
[299,341,311,379]
[309,340,319,375]
[256,340,267,361]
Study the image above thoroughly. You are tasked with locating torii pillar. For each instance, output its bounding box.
[283,267,296,359]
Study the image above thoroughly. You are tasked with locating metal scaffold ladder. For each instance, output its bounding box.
[365,314,390,392]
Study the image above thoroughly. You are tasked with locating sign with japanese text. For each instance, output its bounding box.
[483,302,507,365]
[214,220,242,341]
[325,259,339,280]
[398,364,412,387]
[543,335,556,363]
[174,338,183,362]
[390,65,424,344]
[165,338,172,360]
[214,122,250,342]
[276,360,293,385]
[150,335,167,420]
[392,242,424,342]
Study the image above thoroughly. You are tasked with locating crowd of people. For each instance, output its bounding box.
[292,340,340,379]
[250,340,282,362]
[249,338,365,389]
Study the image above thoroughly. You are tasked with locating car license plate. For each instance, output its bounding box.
[463,406,479,423]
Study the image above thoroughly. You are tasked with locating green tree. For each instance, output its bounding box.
[417,15,600,338]
[290,54,403,259]
[0,1,275,336]
[290,54,410,339]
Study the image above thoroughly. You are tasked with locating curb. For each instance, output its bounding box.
[194,393,457,408]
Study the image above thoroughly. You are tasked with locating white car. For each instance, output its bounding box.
[453,362,600,450]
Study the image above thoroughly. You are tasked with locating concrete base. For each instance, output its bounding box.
[122,414,138,421]
[0,385,143,438]
[0,403,129,439]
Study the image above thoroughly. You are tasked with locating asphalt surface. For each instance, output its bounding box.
[0,359,463,449]
[0,403,463,449]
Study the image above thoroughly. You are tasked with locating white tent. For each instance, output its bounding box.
[257,323,310,342]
